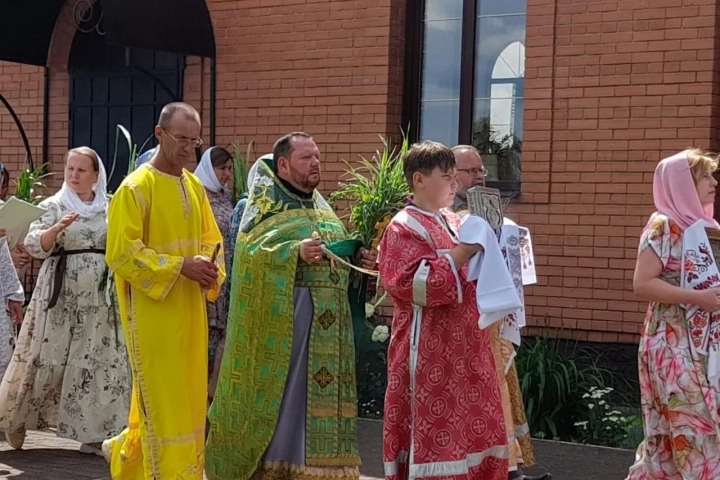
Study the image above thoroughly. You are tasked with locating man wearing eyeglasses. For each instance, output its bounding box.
[451,144,487,212]
[451,145,550,480]
[103,102,225,479]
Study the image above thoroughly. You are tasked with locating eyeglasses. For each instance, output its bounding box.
[164,130,203,149]
[457,167,487,176]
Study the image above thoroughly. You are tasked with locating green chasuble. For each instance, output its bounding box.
[205,158,361,480]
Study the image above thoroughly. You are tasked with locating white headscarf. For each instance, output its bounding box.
[195,146,224,193]
[58,150,108,217]
[247,154,272,191]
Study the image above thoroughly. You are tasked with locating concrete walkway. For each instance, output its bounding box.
[0,420,635,479]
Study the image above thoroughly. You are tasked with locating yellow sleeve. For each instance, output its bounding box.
[106,183,184,301]
[200,193,226,302]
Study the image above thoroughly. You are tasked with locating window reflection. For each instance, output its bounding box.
[420,101,460,148]
[472,10,525,183]
[419,0,463,145]
[479,0,526,16]
[415,0,527,187]
[425,0,463,21]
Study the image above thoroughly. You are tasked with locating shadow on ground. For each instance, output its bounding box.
[358,420,636,480]
[0,448,109,479]
[1,421,635,479]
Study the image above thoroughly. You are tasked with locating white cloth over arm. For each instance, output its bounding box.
[459,214,522,328]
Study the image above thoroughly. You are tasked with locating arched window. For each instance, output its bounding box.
[407,0,527,194]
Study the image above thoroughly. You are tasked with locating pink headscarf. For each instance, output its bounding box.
[653,150,718,230]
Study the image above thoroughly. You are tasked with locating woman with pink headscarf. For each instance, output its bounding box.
[628,149,720,478]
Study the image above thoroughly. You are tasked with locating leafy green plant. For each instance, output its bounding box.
[107,125,153,196]
[471,117,522,182]
[573,387,643,449]
[330,134,411,247]
[329,133,414,419]
[231,140,255,203]
[355,291,390,419]
[14,163,53,204]
[516,330,613,440]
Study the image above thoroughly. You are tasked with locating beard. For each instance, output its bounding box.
[290,167,320,191]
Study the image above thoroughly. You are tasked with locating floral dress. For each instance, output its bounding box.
[0,195,131,443]
[628,213,720,479]
[0,238,24,378]
[206,188,234,381]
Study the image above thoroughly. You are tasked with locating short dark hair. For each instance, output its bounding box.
[272,132,313,173]
[403,141,456,187]
[158,102,201,129]
[210,146,232,167]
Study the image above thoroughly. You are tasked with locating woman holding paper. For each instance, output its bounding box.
[628,149,720,479]
[0,228,24,378]
[0,147,130,456]
[193,145,234,398]
[0,163,33,271]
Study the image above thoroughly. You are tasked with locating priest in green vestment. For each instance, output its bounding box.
[205,132,377,480]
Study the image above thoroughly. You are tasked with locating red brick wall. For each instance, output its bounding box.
[0,0,406,193]
[203,0,407,191]
[517,0,720,343]
[3,0,719,344]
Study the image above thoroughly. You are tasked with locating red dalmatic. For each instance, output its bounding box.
[378,206,508,480]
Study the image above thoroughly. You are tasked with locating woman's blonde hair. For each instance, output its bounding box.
[65,146,100,172]
[687,148,718,184]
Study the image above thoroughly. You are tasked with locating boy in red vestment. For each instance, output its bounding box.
[378,141,509,480]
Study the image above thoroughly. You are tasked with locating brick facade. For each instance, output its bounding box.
[0,0,716,343]
[516,0,720,342]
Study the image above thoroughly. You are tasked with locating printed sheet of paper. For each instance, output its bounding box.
[0,196,46,245]
[466,186,504,231]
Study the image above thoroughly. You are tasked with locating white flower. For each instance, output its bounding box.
[588,404,594,410]
[372,324,389,342]
[255,175,273,187]
[582,393,590,399]
[365,303,375,318]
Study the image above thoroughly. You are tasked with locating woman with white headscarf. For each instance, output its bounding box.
[194,146,234,398]
[0,147,130,456]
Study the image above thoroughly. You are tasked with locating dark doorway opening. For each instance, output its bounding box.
[68,5,184,191]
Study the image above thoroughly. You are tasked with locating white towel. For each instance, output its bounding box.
[500,221,525,344]
[459,215,522,328]
[681,220,720,389]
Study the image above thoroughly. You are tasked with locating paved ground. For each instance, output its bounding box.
[0,420,635,479]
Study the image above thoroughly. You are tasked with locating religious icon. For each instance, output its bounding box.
[466,186,504,231]
[705,227,720,267]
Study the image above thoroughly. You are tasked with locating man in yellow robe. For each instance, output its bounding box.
[103,102,225,479]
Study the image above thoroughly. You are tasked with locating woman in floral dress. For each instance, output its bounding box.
[194,146,234,398]
[628,149,720,479]
[0,147,130,455]
[0,230,24,378]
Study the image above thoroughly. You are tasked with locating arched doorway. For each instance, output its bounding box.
[68,2,184,191]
